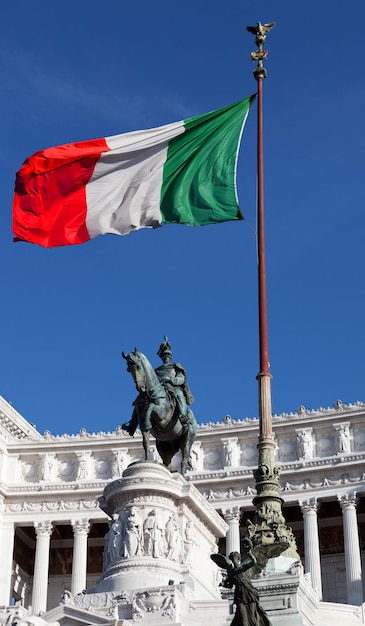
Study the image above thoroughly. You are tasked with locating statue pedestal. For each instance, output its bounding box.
[253,568,319,626]
[95,461,228,602]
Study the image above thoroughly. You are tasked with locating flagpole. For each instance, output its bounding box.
[244,22,299,570]
[255,52,272,446]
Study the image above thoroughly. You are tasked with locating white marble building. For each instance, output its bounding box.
[0,395,364,622]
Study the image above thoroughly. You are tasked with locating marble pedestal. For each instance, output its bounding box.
[95,461,228,603]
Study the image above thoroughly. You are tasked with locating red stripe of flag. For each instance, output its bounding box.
[12,137,109,248]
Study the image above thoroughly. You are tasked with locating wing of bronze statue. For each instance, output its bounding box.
[262,22,276,34]
[210,553,234,573]
[237,544,269,580]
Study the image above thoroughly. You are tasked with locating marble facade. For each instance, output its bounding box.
[0,395,364,624]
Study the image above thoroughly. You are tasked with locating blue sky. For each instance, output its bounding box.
[1,1,364,435]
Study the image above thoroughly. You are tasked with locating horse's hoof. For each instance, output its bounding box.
[122,423,134,436]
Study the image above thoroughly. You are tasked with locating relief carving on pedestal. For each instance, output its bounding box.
[124,507,143,558]
[183,521,197,565]
[132,590,176,621]
[102,507,187,570]
[143,509,164,558]
[165,514,182,562]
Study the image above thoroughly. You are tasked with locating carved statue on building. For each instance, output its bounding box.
[76,454,88,480]
[297,430,313,459]
[337,424,351,454]
[121,339,197,474]
[111,450,125,478]
[39,455,53,482]
[224,441,234,466]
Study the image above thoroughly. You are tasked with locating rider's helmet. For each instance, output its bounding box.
[157,336,172,360]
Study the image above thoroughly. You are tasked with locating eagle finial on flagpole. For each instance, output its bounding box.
[246,21,276,80]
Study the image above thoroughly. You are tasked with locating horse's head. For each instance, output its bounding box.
[122,348,148,393]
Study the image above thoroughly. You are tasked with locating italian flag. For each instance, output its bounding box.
[13,95,255,248]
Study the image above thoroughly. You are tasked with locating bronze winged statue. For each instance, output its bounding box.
[211,539,272,626]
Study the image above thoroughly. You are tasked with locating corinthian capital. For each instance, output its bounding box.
[299,498,319,515]
[339,492,358,511]
[221,507,241,523]
[71,519,90,535]
[34,520,53,537]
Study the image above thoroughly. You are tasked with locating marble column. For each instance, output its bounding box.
[32,521,53,615]
[299,498,322,599]
[0,521,15,605]
[339,492,363,606]
[221,507,241,556]
[71,519,90,596]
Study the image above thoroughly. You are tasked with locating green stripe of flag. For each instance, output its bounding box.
[160,95,255,226]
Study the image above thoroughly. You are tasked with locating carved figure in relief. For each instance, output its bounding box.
[121,340,197,475]
[183,521,197,564]
[103,520,113,569]
[76,455,88,480]
[39,455,53,481]
[144,509,164,557]
[165,514,182,561]
[337,425,351,454]
[111,451,125,478]
[124,507,143,558]
[103,514,123,569]
[111,513,123,560]
[189,446,200,471]
[297,430,312,459]
[224,441,234,466]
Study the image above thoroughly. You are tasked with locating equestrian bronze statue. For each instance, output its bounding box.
[122,338,197,475]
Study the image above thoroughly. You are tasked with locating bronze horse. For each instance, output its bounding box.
[122,349,197,474]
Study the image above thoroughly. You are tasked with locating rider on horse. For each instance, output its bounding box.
[122,337,194,435]
[155,337,194,426]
